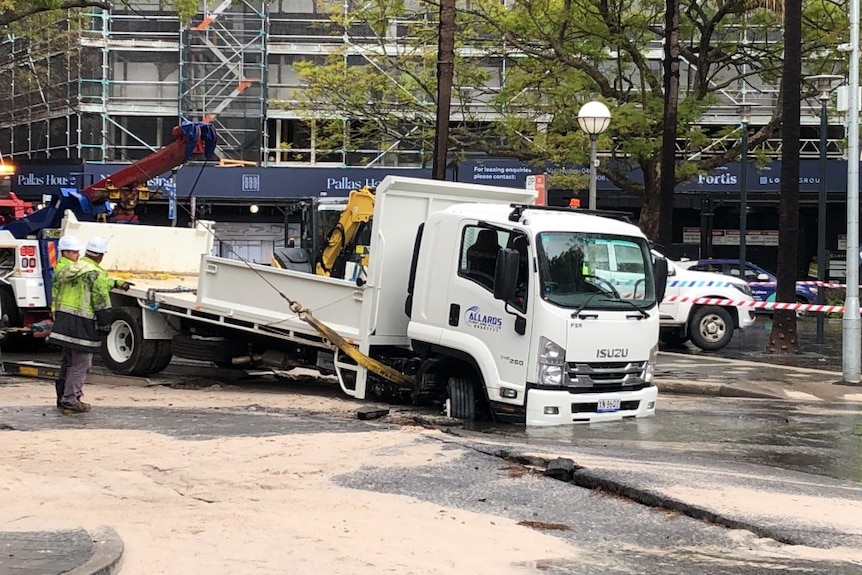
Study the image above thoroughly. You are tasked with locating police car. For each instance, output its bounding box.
[676,258,817,311]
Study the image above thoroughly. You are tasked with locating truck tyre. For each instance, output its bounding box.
[147,340,173,374]
[689,306,733,351]
[171,333,245,364]
[0,287,44,352]
[0,287,16,344]
[447,376,476,421]
[660,328,689,348]
[796,296,809,318]
[102,306,161,375]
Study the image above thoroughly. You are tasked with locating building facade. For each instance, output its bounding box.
[0,1,852,274]
[0,0,848,166]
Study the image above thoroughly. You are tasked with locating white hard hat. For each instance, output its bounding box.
[57,235,82,252]
[85,236,109,255]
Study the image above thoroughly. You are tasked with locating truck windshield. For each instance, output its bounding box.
[536,232,656,310]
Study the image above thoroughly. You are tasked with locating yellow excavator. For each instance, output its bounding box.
[314,186,375,278]
[271,186,375,281]
[269,185,412,389]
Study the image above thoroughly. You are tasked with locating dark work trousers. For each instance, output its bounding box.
[55,347,73,407]
[60,350,93,406]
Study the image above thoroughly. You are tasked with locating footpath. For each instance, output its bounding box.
[655,351,862,403]
[2,317,861,574]
[657,315,862,403]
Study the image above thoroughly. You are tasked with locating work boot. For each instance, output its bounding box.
[60,401,91,415]
[55,379,64,408]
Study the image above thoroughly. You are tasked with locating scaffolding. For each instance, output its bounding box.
[0,2,848,166]
[180,0,268,162]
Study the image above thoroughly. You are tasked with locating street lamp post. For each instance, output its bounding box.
[805,74,843,344]
[844,0,861,384]
[577,101,612,210]
[738,104,752,274]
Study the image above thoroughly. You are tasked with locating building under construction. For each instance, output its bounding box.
[0,0,845,168]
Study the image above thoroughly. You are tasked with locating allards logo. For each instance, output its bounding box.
[465,305,503,332]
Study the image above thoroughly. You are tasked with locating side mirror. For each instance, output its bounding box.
[653,257,669,303]
[757,273,769,281]
[493,248,520,301]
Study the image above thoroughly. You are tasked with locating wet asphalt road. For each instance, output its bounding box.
[472,396,862,485]
[5,316,861,487]
[2,399,860,574]
[454,316,862,486]
[2,317,862,573]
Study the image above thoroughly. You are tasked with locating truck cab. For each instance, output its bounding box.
[407,204,665,426]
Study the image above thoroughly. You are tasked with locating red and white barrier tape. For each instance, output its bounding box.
[794,280,853,288]
[749,280,855,289]
[661,295,846,314]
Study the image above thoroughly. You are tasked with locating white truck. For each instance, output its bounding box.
[60,176,668,426]
[657,256,756,350]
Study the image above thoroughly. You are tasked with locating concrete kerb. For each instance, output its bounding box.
[65,526,124,575]
[656,379,786,400]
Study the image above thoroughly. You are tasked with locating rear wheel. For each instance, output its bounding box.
[170,333,247,365]
[147,340,173,373]
[0,288,17,345]
[102,306,161,375]
[0,288,45,352]
[689,306,733,351]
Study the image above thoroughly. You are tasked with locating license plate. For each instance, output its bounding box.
[597,398,621,413]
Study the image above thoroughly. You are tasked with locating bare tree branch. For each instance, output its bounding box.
[0,1,112,27]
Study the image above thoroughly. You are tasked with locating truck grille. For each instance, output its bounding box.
[565,361,648,393]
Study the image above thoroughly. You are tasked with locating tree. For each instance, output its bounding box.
[659,0,681,251]
[285,0,495,167]
[468,0,842,239]
[0,1,200,27]
[768,0,802,354]
[286,0,843,240]
[0,1,108,27]
[433,0,456,179]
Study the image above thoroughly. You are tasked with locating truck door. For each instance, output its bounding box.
[446,224,532,390]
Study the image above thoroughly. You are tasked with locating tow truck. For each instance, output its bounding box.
[0,121,217,347]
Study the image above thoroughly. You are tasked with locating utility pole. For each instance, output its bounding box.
[432,0,455,180]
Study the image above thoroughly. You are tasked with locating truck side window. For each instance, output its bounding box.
[461,227,501,289]
[507,233,529,313]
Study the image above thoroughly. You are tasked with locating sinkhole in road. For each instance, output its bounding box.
[485,449,803,546]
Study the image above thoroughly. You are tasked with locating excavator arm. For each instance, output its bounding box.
[315,186,375,278]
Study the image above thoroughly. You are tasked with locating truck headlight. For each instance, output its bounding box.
[537,336,566,386]
[732,282,752,297]
[644,343,657,383]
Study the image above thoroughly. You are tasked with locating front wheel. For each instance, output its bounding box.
[660,328,689,348]
[689,306,734,351]
[447,376,477,421]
